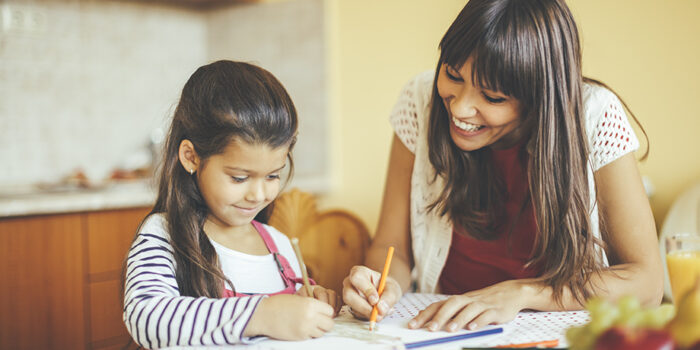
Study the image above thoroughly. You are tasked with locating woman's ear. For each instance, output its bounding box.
[178,139,200,175]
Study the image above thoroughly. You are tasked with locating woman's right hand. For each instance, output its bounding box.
[342,265,402,321]
[243,294,335,340]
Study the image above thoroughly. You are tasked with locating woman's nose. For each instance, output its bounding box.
[450,90,478,119]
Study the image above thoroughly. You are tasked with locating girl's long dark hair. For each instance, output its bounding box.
[427,0,646,305]
[146,60,297,298]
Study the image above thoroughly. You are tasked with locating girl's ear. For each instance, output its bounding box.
[178,139,200,175]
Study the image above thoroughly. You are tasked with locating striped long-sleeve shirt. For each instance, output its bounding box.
[123,214,264,349]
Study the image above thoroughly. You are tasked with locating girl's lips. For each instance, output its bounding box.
[234,205,259,215]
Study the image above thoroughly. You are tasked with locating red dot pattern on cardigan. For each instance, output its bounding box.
[391,86,420,152]
[590,102,636,170]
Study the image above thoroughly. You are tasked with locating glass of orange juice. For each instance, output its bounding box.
[666,232,700,303]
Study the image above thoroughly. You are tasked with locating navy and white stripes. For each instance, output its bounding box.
[123,214,264,349]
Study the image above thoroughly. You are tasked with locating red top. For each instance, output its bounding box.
[438,143,543,294]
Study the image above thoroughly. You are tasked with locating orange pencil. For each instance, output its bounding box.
[369,246,394,331]
[495,339,559,348]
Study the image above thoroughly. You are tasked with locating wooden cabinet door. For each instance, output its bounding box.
[0,213,86,350]
[86,207,151,349]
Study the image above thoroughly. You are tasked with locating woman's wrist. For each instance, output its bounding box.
[512,279,548,310]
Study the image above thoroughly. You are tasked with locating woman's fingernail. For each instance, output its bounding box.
[408,320,417,328]
[447,322,457,332]
[378,301,388,313]
[468,322,476,330]
[427,322,437,331]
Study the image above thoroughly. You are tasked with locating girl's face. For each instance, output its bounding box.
[437,58,524,151]
[196,140,288,232]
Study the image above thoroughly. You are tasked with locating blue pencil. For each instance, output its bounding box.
[404,327,504,349]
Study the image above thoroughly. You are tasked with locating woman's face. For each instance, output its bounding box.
[436,58,524,151]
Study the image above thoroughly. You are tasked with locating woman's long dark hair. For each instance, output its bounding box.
[145,60,297,298]
[427,0,646,305]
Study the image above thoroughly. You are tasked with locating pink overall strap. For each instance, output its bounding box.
[222,222,315,298]
[251,221,300,289]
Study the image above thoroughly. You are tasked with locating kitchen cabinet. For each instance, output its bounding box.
[0,206,151,350]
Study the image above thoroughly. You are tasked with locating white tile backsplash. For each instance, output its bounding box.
[1,0,328,191]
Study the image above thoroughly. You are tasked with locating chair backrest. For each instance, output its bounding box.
[268,188,370,294]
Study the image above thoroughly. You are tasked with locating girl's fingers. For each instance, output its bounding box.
[313,287,330,305]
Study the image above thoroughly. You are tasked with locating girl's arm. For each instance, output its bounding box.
[123,233,265,348]
[342,135,415,319]
[408,153,664,332]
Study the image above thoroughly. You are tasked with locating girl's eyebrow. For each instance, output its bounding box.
[224,164,286,174]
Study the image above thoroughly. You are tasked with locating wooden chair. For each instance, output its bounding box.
[268,188,370,294]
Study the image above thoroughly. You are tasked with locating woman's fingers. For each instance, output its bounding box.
[408,300,443,329]
[445,301,488,331]
[342,266,379,317]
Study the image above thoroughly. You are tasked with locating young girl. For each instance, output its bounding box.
[343,0,663,332]
[123,60,338,348]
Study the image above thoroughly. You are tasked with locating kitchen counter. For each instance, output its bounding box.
[0,180,156,218]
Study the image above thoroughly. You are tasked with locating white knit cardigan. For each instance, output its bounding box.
[389,71,640,292]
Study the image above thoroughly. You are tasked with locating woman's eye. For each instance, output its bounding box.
[445,66,463,82]
[482,92,506,104]
[231,176,247,183]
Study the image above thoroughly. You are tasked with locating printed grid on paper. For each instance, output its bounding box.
[390,293,590,347]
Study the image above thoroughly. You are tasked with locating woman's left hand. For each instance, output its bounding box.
[408,280,531,332]
[296,285,341,316]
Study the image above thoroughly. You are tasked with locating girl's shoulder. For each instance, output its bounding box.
[138,212,170,240]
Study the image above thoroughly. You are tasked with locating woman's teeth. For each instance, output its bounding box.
[452,116,484,132]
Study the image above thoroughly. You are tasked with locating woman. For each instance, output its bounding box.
[342,0,662,332]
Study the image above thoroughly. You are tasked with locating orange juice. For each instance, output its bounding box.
[666,250,700,303]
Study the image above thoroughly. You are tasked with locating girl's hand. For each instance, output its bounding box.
[244,294,335,340]
[408,280,530,332]
[342,265,402,321]
[296,285,341,316]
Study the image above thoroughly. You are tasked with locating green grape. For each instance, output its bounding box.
[641,303,676,329]
[615,309,645,328]
[588,309,619,335]
[617,295,641,316]
[567,325,595,350]
[586,297,614,319]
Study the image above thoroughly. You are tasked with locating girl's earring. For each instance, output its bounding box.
[189,169,194,175]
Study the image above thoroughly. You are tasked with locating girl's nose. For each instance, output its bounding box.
[245,181,266,203]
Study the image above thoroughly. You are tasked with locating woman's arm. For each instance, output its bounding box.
[409,153,664,332]
[342,135,415,319]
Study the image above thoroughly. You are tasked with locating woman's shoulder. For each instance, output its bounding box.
[583,82,618,106]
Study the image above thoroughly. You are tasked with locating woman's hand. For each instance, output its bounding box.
[296,285,341,316]
[342,265,402,321]
[409,280,531,332]
[244,294,335,340]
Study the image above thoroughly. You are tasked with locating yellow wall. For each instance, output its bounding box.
[321,0,700,234]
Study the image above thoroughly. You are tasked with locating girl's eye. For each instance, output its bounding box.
[267,174,281,181]
[231,176,247,183]
[482,92,506,104]
[445,65,463,82]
